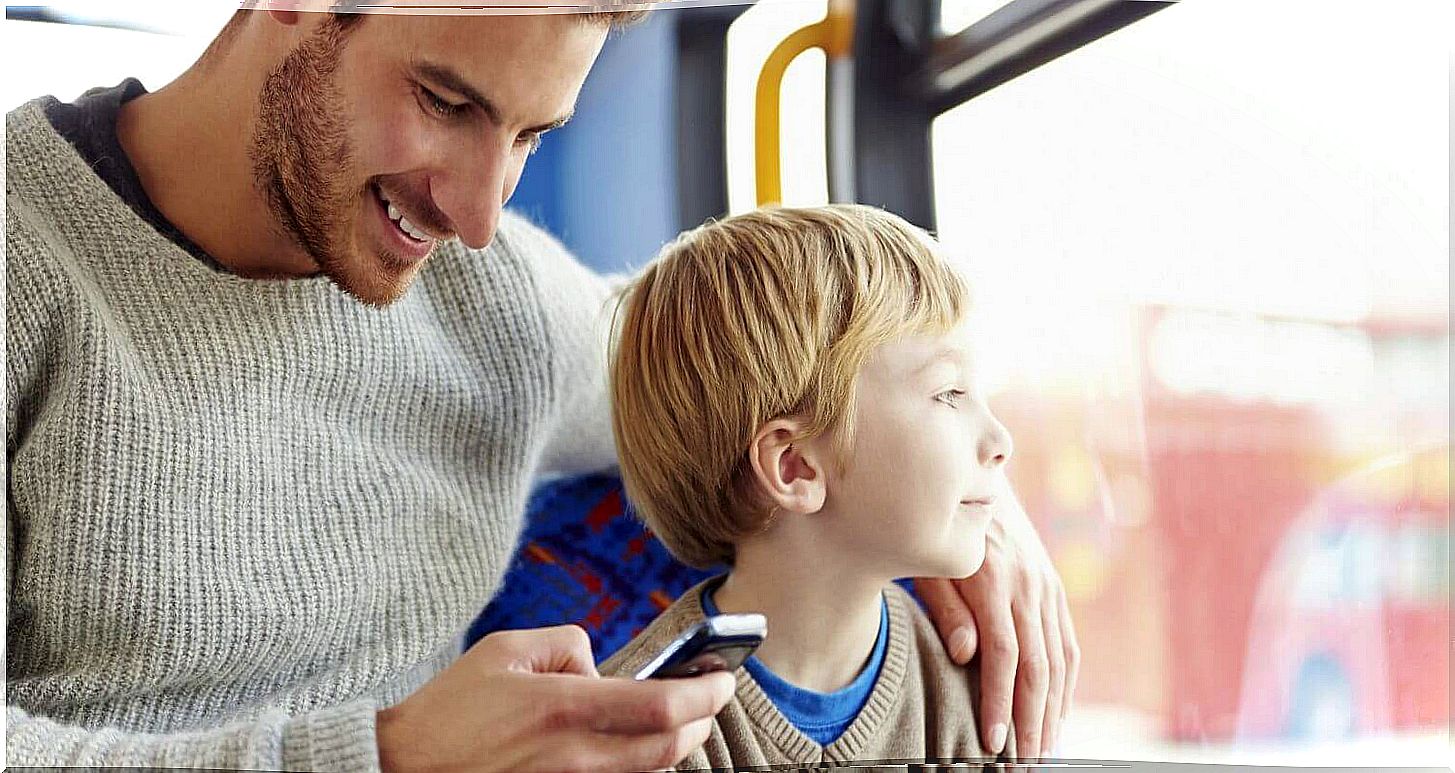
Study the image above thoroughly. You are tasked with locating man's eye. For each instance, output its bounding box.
[419,87,465,118]
[516,132,544,155]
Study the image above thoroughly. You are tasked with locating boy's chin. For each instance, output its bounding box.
[944,552,988,580]
[925,540,989,580]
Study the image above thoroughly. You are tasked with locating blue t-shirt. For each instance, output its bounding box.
[702,585,889,746]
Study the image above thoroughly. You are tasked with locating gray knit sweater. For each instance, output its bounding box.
[5,99,619,769]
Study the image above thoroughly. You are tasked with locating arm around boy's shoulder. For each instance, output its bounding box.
[890,584,1016,769]
[966,675,1018,768]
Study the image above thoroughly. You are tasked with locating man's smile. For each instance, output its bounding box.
[371,182,437,262]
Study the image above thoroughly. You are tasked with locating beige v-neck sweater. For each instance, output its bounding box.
[599,578,1014,771]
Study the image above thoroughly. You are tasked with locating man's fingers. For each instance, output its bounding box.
[390,628,731,773]
[1038,595,1066,758]
[1010,597,1048,761]
[972,593,1017,757]
[561,716,714,773]
[555,671,735,735]
[1058,589,1081,726]
[915,577,978,665]
[476,624,601,676]
[540,624,601,677]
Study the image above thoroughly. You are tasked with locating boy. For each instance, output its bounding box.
[600,204,1017,769]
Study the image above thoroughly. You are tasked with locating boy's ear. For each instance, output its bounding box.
[747,418,827,517]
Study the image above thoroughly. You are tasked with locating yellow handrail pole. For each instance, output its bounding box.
[754,22,828,206]
[753,0,858,207]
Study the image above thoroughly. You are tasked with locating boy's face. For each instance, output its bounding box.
[822,321,1013,580]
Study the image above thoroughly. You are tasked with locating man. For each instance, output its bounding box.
[4,4,1078,770]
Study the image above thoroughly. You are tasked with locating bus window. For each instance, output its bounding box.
[938,0,1005,35]
[927,0,1449,764]
[2,5,230,110]
[725,0,829,211]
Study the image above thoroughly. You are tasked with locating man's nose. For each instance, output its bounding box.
[430,135,513,250]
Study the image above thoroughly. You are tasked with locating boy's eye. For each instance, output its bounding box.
[936,389,967,407]
[419,86,466,118]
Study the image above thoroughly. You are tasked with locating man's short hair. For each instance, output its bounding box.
[609,205,973,568]
[330,3,649,29]
[208,5,645,56]
[583,7,650,28]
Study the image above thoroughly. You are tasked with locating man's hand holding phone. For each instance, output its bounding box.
[376,624,735,773]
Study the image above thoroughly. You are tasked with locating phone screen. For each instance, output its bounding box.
[651,642,757,679]
[635,613,766,680]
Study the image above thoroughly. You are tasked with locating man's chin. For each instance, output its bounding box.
[322,252,428,307]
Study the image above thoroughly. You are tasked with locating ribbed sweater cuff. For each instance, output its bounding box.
[281,698,381,773]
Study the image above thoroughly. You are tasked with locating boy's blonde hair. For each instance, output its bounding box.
[609,204,971,568]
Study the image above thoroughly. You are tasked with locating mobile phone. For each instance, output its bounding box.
[633,613,767,680]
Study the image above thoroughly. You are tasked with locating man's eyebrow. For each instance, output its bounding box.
[413,60,574,133]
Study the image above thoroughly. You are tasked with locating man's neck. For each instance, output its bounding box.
[114,60,315,278]
[712,539,887,694]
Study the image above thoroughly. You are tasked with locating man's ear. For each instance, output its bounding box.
[747,418,827,518]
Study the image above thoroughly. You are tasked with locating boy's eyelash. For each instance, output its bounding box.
[936,389,967,406]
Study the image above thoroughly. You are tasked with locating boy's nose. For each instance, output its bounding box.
[979,415,1014,468]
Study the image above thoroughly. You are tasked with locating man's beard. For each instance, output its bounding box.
[249,17,420,307]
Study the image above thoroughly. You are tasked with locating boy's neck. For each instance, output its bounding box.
[712,545,888,694]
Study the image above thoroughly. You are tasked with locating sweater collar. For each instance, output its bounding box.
[681,574,915,762]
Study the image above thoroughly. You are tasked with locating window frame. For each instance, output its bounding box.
[850,0,1173,230]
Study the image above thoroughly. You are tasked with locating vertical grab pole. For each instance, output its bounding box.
[753,0,855,207]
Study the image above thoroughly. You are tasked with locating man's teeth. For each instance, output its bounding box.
[382,196,429,243]
[398,215,428,242]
